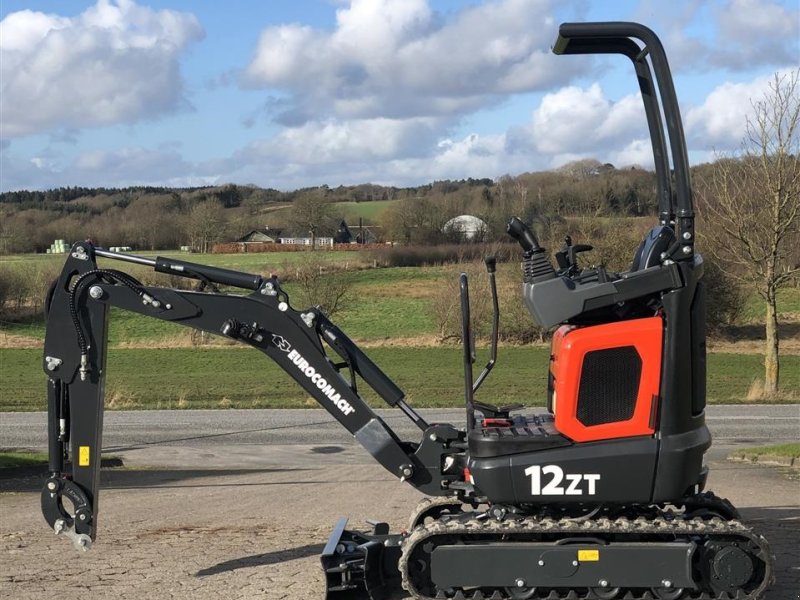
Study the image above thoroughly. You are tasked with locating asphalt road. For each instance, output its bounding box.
[1,405,798,468]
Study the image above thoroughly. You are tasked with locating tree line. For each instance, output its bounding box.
[0,163,663,255]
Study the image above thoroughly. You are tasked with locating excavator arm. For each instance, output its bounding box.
[40,242,466,550]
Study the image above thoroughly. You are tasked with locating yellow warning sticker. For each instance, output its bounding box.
[578,549,600,562]
[79,446,90,467]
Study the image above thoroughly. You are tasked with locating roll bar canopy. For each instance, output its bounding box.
[553,22,694,256]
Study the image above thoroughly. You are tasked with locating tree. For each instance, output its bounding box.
[698,70,799,394]
[286,252,351,317]
[185,199,227,253]
[288,190,335,250]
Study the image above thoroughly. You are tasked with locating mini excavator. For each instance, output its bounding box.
[40,22,774,600]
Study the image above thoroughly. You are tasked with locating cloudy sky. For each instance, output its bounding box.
[1,0,798,192]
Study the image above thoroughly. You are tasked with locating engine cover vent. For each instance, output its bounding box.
[577,346,641,426]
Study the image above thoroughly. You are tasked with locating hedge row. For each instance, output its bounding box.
[210,242,387,253]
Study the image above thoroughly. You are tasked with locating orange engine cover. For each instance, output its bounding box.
[549,316,663,442]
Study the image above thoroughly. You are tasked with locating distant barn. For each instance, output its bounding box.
[236,229,281,244]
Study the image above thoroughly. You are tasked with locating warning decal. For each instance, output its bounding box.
[79,446,90,467]
[578,549,600,562]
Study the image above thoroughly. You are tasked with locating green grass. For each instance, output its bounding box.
[2,347,798,412]
[740,287,800,322]
[706,352,799,402]
[0,451,48,469]
[2,264,451,343]
[732,443,800,459]
[337,199,397,222]
[337,297,434,339]
[0,249,362,271]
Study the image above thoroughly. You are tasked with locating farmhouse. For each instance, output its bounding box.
[235,228,281,244]
[278,232,334,247]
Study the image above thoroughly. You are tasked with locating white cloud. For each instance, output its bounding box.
[684,70,793,149]
[637,0,798,72]
[238,117,442,166]
[716,0,797,45]
[0,0,204,139]
[243,0,583,125]
[608,139,655,169]
[224,130,536,190]
[530,84,646,155]
[0,145,208,191]
[710,0,799,70]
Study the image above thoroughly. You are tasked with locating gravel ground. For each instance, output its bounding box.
[1,451,798,600]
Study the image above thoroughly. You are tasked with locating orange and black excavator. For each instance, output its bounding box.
[40,22,774,600]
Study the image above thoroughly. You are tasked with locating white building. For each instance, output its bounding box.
[443,215,488,241]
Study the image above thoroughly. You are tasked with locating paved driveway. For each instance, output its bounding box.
[1,407,798,599]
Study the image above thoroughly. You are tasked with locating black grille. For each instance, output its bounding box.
[577,346,641,426]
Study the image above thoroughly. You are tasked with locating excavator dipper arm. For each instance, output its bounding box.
[40,242,465,549]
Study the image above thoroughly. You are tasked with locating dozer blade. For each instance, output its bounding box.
[321,517,404,600]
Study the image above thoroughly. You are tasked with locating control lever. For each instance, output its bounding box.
[506,217,556,283]
[473,256,499,394]
[506,217,542,253]
[459,273,475,432]
[555,236,594,276]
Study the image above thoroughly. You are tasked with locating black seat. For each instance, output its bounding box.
[630,225,675,271]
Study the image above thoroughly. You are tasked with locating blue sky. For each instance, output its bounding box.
[1,0,798,191]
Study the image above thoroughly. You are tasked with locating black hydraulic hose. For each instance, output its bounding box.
[68,269,149,357]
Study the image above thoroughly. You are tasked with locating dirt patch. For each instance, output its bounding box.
[6,331,794,353]
[351,335,445,347]
[708,337,800,355]
[729,453,798,469]
[361,281,442,299]
[114,333,239,349]
[0,333,42,349]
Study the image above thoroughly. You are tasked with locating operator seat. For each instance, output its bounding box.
[630,225,675,271]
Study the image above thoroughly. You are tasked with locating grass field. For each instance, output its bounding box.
[0,451,48,469]
[4,262,798,344]
[337,199,397,222]
[732,443,800,460]
[2,250,799,412]
[1,264,449,342]
[0,249,362,270]
[2,346,797,411]
[741,286,800,321]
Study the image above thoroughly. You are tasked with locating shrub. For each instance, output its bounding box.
[430,263,492,342]
[702,257,745,332]
[496,264,547,343]
[0,262,60,319]
[0,265,15,318]
[429,262,547,344]
[371,243,518,268]
[280,252,352,317]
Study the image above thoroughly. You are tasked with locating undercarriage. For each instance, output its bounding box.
[323,494,774,600]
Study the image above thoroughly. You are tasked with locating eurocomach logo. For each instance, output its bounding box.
[287,348,355,416]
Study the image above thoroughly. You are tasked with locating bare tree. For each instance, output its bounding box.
[284,253,351,317]
[185,199,227,253]
[288,190,336,250]
[698,70,800,394]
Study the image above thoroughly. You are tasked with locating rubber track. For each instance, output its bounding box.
[408,497,471,530]
[399,514,774,600]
